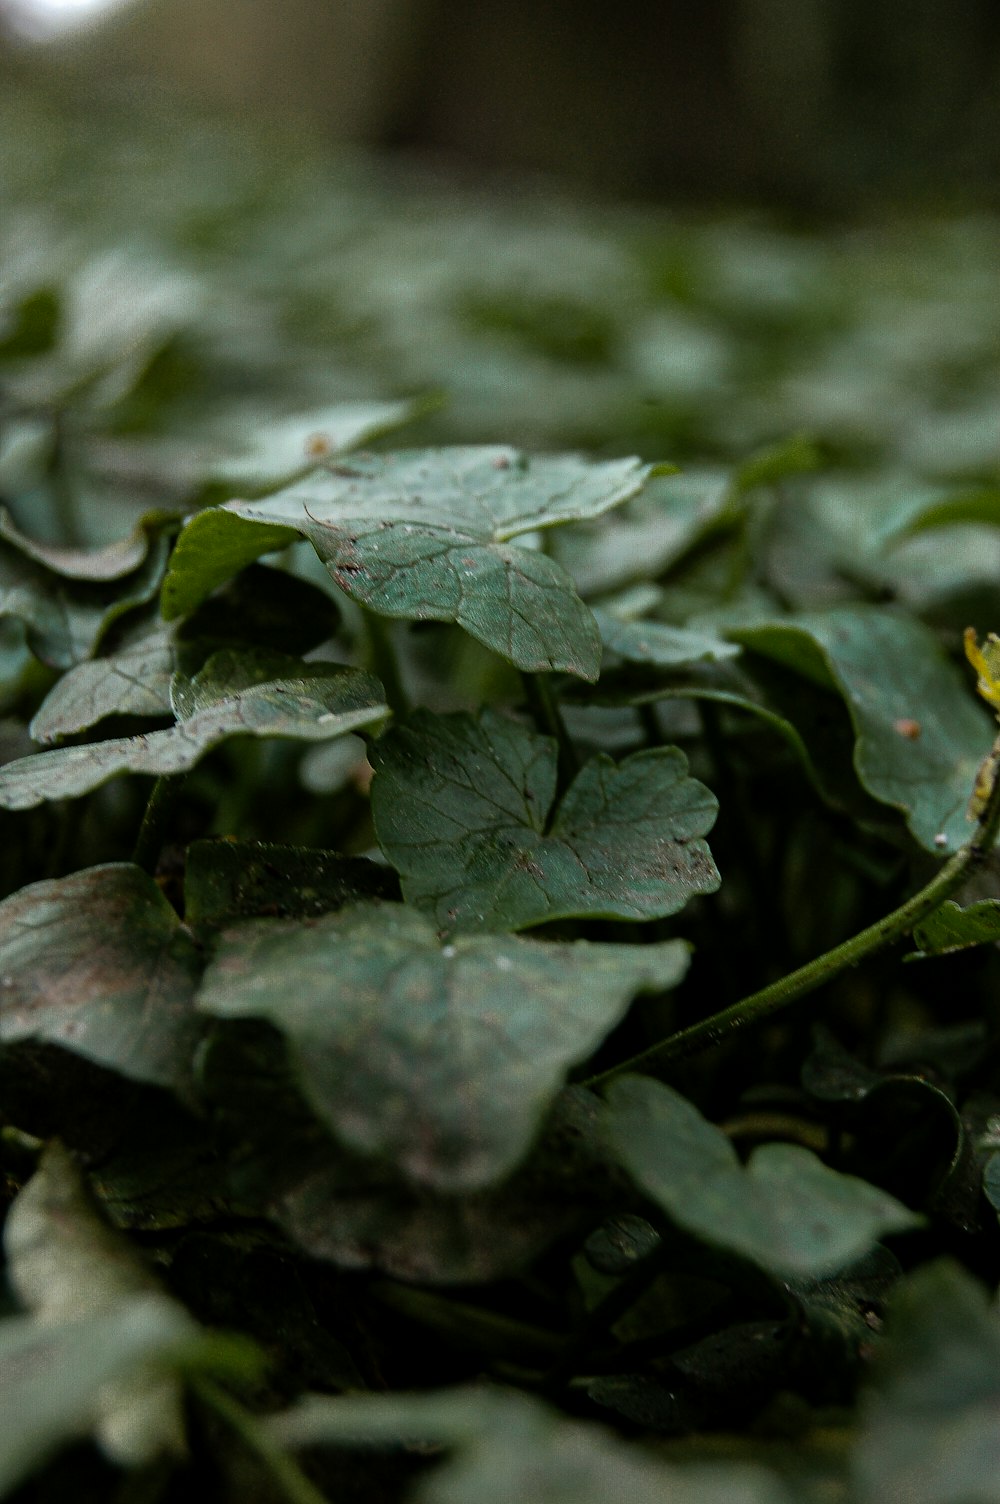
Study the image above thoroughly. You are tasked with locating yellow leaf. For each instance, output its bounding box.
[964,628,1000,712]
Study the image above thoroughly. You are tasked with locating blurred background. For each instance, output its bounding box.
[2,0,1000,207]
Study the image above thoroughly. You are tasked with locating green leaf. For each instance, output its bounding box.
[0,505,177,582]
[549,469,733,599]
[853,1261,1000,1504]
[196,901,688,1190]
[216,447,656,678]
[0,863,203,1089]
[201,398,421,497]
[0,526,172,670]
[3,1143,194,1469]
[160,509,300,622]
[910,899,1000,957]
[729,607,995,852]
[603,1075,920,1279]
[30,619,176,742]
[0,651,388,808]
[370,708,719,933]
[594,608,741,669]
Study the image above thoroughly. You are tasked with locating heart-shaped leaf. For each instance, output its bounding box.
[165,448,656,677]
[0,863,202,1089]
[371,708,719,933]
[196,901,689,1190]
[603,1075,920,1279]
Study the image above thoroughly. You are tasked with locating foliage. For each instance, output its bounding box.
[2,87,1000,1503]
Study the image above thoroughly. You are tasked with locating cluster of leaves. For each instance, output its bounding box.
[3,86,1000,1503]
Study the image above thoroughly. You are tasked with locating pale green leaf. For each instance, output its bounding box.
[30,620,175,742]
[910,899,1000,957]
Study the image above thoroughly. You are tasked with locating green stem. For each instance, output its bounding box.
[362,609,409,718]
[190,1375,330,1504]
[582,731,1000,1089]
[131,774,185,874]
[521,672,579,791]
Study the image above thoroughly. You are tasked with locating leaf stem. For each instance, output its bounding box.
[190,1375,330,1504]
[582,731,1000,1088]
[132,774,185,875]
[50,408,82,547]
[521,672,579,791]
[362,609,409,718]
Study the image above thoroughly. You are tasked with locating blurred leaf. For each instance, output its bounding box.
[853,1261,1000,1504]
[199,1028,630,1283]
[0,651,387,808]
[595,609,741,669]
[196,900,688,1190]
[4,1143,193,1468]
[0,505,177,582]
[201,398,422,497]
[730,608,994,851]
[0,863,202,1090]
[603,1075,920,1279]
[219,447,657,678]
[371,709,719,933]
[269,1384,791,1504]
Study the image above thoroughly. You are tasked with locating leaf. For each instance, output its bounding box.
[196,901,688,1190]
[198,1028,631,1283]
[3,1143,194,1469]
[910,898,1000,956]
[0,526,171,670]
[853,1261,1000,1504]
[370,708,719,933]
[183,838,397,931]
[267,1386,791,1504]
[160,509,301,622]
[548,469,733,599]
[729,607,995,852]
[963,626,1000,712]
[0,651,388,808]
[201,398,421,497]
[594,608,742,669]
[210,447,657,678]
[29,619,176,742]
[602,1075,920,1279]
[0,504,177,582]
[0,863,202,1090]
[0,1300,193,1495]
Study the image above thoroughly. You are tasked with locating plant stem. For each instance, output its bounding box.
[190,1375,330,1504]
[132,774,185,874]
[582,731,1000,1089]
[521,672,579,791]
[362,609,409,718]
[50,409,82,547]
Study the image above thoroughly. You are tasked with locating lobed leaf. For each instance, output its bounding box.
[371,708,719,933]
[196,901,689,1191]
[603,1075,920,1279]
[184,447,658,677]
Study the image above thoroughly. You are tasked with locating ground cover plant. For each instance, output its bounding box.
[4,86,1000,1503]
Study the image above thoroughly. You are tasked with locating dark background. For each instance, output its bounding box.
[3,0,1000,207]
